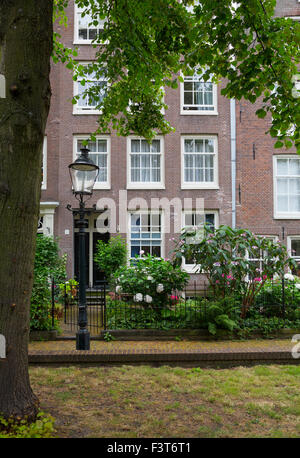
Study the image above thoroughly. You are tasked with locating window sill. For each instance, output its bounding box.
[73,109,102,115]
[181,184,219,190]
[93,184,111,190]
[274,214,300,219]
[180,110,218,116]
[73,40,107,46]
[127,184,165,190]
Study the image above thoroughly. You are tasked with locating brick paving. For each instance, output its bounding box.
[28,339,299,367]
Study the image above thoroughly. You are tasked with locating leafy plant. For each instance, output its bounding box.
[58,278,79,304]
[0,411,55,438]
[173,225,296,318]
[254,277,300,320]
[94,236,127,285]
[114,254,189,309]
[103,331,115,342]
[30,235,67,331]
[203,297,240,335]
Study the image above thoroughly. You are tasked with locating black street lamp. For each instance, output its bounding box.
[68,146,99,350]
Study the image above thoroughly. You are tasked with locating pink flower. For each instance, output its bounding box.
[227,275,232,279]
[215,280,220,284]
[221,273,225,278]
[254,277,262,282]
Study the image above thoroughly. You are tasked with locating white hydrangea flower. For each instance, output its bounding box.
[144,295,153,303]
[116,285,122,294]
[284,273,295,281]
[134,293,143,302]
[156,284,164,293]
[147,276,154,281]
[295,284,300,289]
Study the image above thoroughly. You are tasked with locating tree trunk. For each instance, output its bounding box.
[0,0,53,421]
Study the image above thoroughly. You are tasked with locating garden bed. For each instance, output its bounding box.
[99,327,300,341]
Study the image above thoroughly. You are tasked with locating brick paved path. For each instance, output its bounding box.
[28,339,299,367]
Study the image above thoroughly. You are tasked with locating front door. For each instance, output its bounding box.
[74,212,110,287]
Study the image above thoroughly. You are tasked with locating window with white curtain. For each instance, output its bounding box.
[74,136,110,189]
[129,212,162,260]
[127,137,164,189]
[74,64,107,114]
[74,5,105,43]
[181,71,217,114]
[181,136,218,189]
[274,156,300,218]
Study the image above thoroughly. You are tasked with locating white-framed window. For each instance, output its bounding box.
[127,137,164,189]
[73,136,110,189]
[287,236,300,276]
[181,135,218,189]
[74,4,105,44]
[273,156,300,218]
[128,211,163,260]
[41,136,47,190]
[182,211,219,273]
[73,63,107,114]
[246,236,278,278]
[180,71,217,115]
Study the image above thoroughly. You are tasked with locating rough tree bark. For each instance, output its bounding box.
[0,0,53,421]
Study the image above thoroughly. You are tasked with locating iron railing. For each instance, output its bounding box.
[53,277,300,334]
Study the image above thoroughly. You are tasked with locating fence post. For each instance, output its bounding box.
[282,277,286,318]
[51,277,55,329]
[104,281,107,331]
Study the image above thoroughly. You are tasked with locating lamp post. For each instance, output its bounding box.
[68,146,99,350]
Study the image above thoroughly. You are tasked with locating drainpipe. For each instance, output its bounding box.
[230,98,236,229]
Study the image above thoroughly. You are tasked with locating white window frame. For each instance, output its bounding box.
[245,235,278,279]
[181,135,218,189]
[41,136,47,190]
[127,210,164,262]
[73,62,107,115]
[180,71,218,115]
[287,236,300,275]
[73,135,111,190]
[74,4,106,45]
[273,155,300,219]
[127,136,165,190]
[181,210,219,273]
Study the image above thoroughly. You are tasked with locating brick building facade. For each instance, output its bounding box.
[40,0,300,286]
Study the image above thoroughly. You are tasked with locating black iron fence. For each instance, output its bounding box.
[60,282,106,335]
[54,278,300,335]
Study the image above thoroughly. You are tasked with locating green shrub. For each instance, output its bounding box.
[30,235,66,331]
[94,235,127,285]
[240,317,300,336]
[173,224,296,318]
[0,411,55,438]
[114,254,189,308]
[254,278,300,320]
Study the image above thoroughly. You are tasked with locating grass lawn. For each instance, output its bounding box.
[29,364,300,438]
